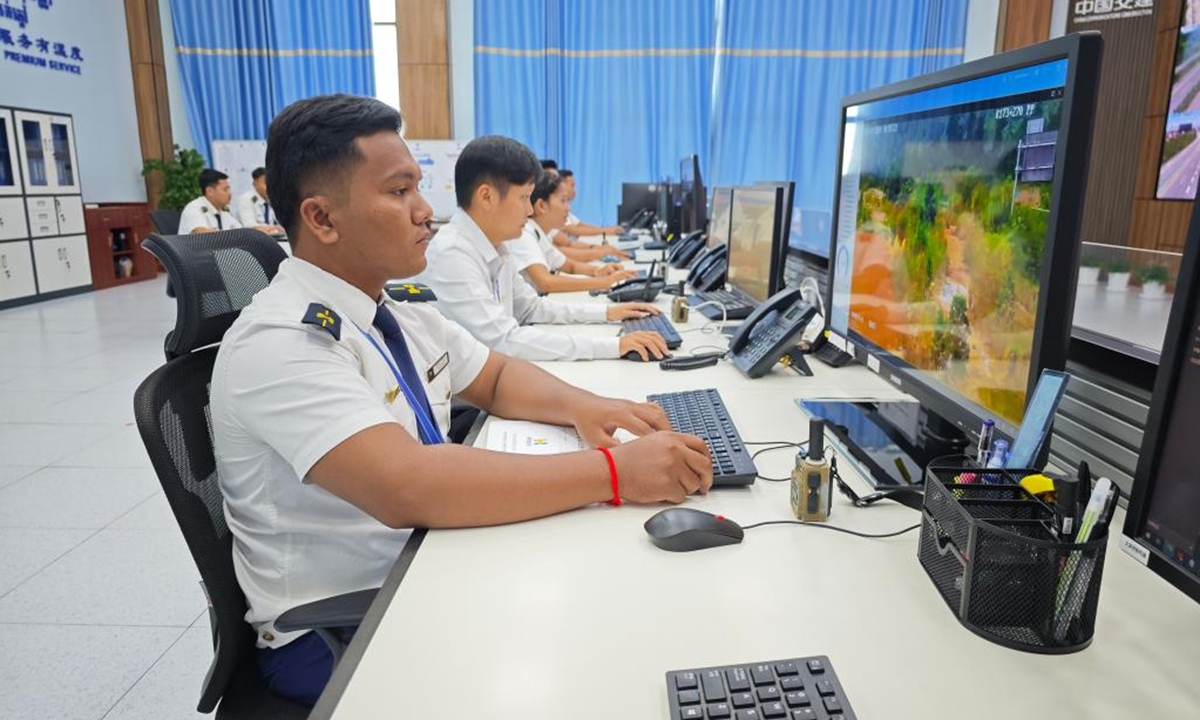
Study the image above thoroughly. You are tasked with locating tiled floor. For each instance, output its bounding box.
[0,277,215,720]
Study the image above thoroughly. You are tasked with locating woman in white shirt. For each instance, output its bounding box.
[507,173,637,294]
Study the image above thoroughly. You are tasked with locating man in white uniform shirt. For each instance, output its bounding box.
[178,169,242,233]
[418,135,671,361]
[211,95,711,705]
[558,169,623,238]
[234,166,285,234]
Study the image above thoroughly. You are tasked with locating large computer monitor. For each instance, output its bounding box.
[679,154,706,234]
[707,186,734,249]
[619,183,663,223]
[1123,191,1200,604]
[754,181,797,292]
[804,35,1101,488]
[727,186,787,303]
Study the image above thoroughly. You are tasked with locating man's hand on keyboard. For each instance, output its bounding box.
[610,432,713,503]
[618,331,670,361]
[596,264,633,278]
[607,302,662,321]
[571,398,670,449]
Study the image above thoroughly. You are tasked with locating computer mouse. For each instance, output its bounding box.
[622,350,668,362]
[644,508,744,552]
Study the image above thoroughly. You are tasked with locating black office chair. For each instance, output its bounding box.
[134,229,376,718]
[149,208,182,235]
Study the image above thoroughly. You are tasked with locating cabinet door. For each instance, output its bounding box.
[0,240,37,302]
[32,234,91,293]
[0,197,28,241]
[46,116,80,194]
[14,112,51,195]
[26,196,58,237]
[0,109,21,196]
[54,195,84,235]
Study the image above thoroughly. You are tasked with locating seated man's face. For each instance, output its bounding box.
[254,176,268,200]
[207,179,233,210]
[332,131,434,279]
[496,181,535,241]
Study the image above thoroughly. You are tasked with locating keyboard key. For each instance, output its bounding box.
[677,689,701,705]
[790,710,817,720]
[725,667,752,693]
[680,707,704,720]
[761,702,787,719]
[806,659,825,674]
[774,662,799,676]
[751,664,775,686]
[785,691,811,708]
[756,685,781,702]
[675,672,699,691]
[702,670,727,702]
[780,677,805,692]
[816,679,835,697]
[823,696,843,714]
[707,702,732,719]
[731,692,755,708]
[735,710,760,720]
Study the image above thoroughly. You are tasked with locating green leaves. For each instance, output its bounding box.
[142,145,208,212]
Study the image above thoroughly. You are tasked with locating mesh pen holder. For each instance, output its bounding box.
[917,460,1107,654]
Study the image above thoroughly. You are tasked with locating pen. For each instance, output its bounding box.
[976,419,995,465]
[1054,473,1080,538]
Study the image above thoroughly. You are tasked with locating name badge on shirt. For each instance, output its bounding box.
[426,352,450,383]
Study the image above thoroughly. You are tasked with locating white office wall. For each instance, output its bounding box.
[158,0,195,154]
[0,0,145,202]
[448,0,474,139]
[964,0,1002,61]
[1051,0,1070,38]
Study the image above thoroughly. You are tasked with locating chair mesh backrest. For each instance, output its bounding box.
[149,209,181,235]
[143,229,287,358]
[133,346,252,704]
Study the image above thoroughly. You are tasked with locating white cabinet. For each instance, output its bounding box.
[14,111,80,196]
[26,196,57,237]
[55,195,84,235]
[0,109,21,196]
[0,240,37,302]
[32,234,90,293]
[0,197,28,241]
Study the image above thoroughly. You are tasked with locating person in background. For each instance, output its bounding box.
[418,135,671,361]
[540,158,558,175]
[236,166,286,235]
[507,171,637,294]
[557,169,623,238]
[179,169,241,234]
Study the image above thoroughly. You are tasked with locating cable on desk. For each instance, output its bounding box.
[688,299,728,325]
[738,520,921,539]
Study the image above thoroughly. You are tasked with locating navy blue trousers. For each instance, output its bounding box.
[258,627,357,706]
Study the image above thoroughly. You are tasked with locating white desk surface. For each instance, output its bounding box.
[314,276,1200,720]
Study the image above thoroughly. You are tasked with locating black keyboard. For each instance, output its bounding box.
[647,388,756,485]
[667,656,856,720]
[620,315,682,349]
[689,289,756,321]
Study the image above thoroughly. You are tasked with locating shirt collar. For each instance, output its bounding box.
[279,257,379,331]
[526,219,550,244]
[449,208,504,270]
[198,196,224,215]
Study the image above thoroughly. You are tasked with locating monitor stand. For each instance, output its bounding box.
[798,399,972,489]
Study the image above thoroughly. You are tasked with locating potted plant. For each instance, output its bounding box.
[1135,263,1170,300]
[1105,259,1131,293]
[142,145,207,211]
[1078,254,1102,285]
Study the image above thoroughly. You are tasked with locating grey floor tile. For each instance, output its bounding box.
[0,423,117,467]
[35,390,139,425]
[0,467,160,529]
[0,528,95,597]
[0,390,76,422]
[0,528,205,626]
[110,492,179,531]
[53,424,153,469]
[101,625,214,720]
[0,365,130,394]
[0,624,182,720]
[0,465,40,491]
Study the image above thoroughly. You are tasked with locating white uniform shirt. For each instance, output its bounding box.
[566,212,580,227]
[212,257,489,648]
[416,209,619,360]
[179,195,242,234]
[235,189,273,228]
[506,219,568,274]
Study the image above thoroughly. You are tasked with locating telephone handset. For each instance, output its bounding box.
[687,245,727,292]
[606,259,665,302]
[728,288,817,378]
[625,208,655,230]
[666,230,706,269]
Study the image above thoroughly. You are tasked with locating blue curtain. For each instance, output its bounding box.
[475,0,716,224]
[168,0,374,164]
[710,0,968,255]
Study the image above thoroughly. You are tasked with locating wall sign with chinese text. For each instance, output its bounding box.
[0,1,85,76]
[1072,0,1155,24]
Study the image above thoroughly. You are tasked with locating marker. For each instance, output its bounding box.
[985,438,1009,470]
[1054,474,1080,538]
[976,419,995,465]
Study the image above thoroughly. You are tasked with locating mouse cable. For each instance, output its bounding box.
[738,519,921,539]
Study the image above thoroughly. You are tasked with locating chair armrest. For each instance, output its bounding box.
[274,588,379,633]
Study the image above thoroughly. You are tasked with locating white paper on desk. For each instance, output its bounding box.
[485,419,588,455]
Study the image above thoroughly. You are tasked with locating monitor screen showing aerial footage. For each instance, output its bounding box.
[1159,1,1200,200]
[830,59,1068,426]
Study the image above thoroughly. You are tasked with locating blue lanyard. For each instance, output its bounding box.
[355,324,444,445]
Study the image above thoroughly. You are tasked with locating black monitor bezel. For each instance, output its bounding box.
[1122,191,1200,604]
[619,183,661,223]
[824,33,1102,440]
[728,185,786,303]
[754,180,797,296]
[678,154,706,234]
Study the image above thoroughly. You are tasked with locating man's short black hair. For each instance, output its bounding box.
[198,169,228,192]
[559,169,573,179]
[251,166,266,181]
[265,94,402,238]
[531,171,564,207]
[540,158,558,171]
[455,136,541,208]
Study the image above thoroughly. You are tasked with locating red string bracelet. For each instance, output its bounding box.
[597,446,621,506]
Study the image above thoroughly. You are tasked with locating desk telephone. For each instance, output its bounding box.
[666,230,706,268]
[686,245,727,292]
[623,208,655,231]
[604,260,666,302]
[728,288,817,378]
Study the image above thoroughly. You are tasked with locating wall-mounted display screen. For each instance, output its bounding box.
[1157,0,1200,200]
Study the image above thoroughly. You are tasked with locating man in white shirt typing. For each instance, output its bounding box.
[178,169,242,234]
[234,166,285,235]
